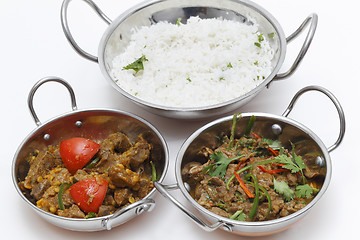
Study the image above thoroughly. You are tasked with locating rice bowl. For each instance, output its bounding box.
[110,16,275,108]
[61,0,318,119]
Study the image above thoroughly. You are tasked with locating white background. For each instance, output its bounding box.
[1,0,358,239]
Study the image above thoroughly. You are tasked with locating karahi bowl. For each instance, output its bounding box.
[154,85,345,236]
[61,0,318,119]
[12,77,169,231]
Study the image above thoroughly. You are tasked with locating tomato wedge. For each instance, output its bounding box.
[69,178,108,213]
[59,137,100,174]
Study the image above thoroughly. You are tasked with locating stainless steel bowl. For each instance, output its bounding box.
[154,85,345,236]
[12,77,169,231]
[61,0,318,119]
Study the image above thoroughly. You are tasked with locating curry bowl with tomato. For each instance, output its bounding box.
[12,77,169,231]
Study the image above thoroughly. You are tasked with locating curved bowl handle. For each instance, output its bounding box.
[102,198,156,230]
[61,0,112,63]
[27,76,77,126]
[274,13,318,80]
[282,85,345,153]
[154,182,232,232]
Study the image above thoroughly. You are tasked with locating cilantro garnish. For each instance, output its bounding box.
[203,152,243,178]
[268,32,275,39]
[273,178,295,201]
[258,34,264,42]
[274,144,306,183]
[176,17,182,26]
[295,184,319,199]
[275,154,305,174]
[122,55,148,74]
[229,210,246,221]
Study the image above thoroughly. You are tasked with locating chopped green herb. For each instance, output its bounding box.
[186,77,192,82]
[219,77,225,81]
[295,184,319,198]
[227,62,233,68]
[85,212,97,219]
[273,178,295,201]
[203,152,243,178]
[254,42,261,48]
[275,144,306,183]
[176,17,182,26]
[215,200,227,210]
[254,61,258,66]
[122,55,148,74]
[268,32,275,39]
[229,210,246,221]
[261,138,283,150]
[258,34,264,42]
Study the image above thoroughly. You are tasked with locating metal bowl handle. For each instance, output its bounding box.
[27,76,77,126]
[154,182,233,232]
[274,13,318,80]
[102,198,156,230]
[61,0,112,63]
[282,85,345,153]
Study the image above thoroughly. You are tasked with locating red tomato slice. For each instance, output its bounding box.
[69,178,108,213]
[59,137,100,174]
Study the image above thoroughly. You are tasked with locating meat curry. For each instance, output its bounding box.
[18,132,156,219]
[182,115,323,222]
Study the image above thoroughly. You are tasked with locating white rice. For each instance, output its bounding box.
[110,16,275,108]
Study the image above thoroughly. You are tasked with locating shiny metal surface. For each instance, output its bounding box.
[12,77,169,231]
[155,86,345,236]
[61,0,317,119]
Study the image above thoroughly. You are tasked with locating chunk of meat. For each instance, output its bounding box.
[181,162,204,182]
[114,188,131,205]
[31,179,51,200]
[124,135,151,170]
[24,150,62,189]
[98,205,116,217]
[108,163,140,187]
[58,205,86,218]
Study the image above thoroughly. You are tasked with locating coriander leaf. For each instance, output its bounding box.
[204,152,242,178]
[273,178,295,201]
[275,153,305,174]
[85,212,97,219]
[261,138,283,150]
[295,184,319,199]
[176,17,182,26]
[122,55,148,74]
[258,33,264,42]
[229,210,246,221]
[268,32,275,39]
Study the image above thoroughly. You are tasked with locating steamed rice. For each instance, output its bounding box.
[111,16,275,108]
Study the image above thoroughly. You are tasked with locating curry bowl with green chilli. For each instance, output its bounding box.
[155,85,345,236]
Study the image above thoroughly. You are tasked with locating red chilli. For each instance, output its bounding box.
[258,165,290,174]
[234,171,255,198]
